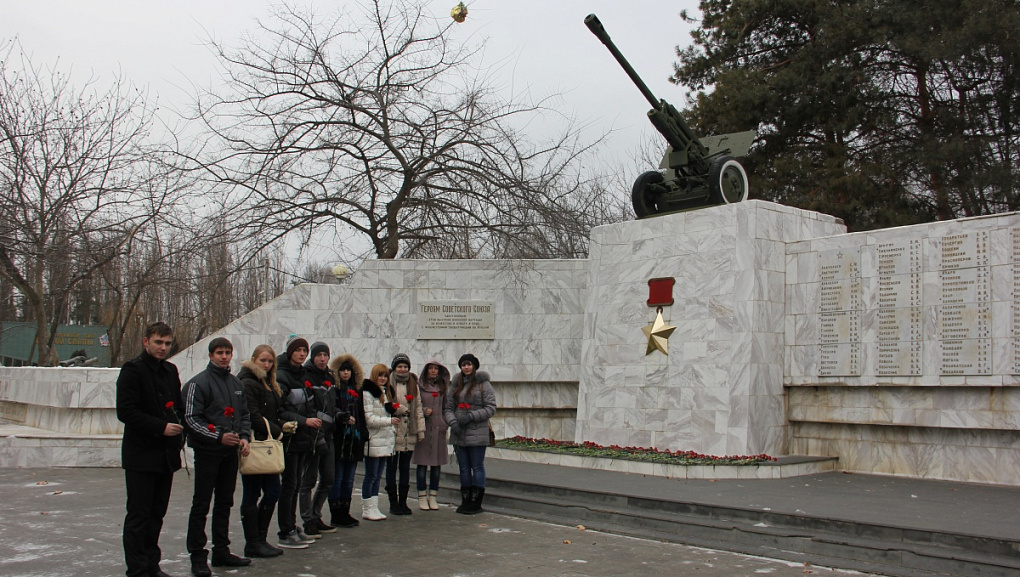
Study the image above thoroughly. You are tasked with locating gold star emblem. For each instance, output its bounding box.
[642,309,676,355]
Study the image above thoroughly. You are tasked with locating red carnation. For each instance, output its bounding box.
[223,406,234,417]
[164,401,174,410]
[323,381,332,388]
[207,424,216,432]
[431,392,439,397]
[305,381,313,388]
[405,394,413,402]
[347,389,359,398]
[458,403,471,410]
[392,402,400,409]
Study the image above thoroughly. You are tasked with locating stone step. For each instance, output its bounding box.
[436,459,1020,577]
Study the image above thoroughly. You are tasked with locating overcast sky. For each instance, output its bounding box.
[2,0,702,263]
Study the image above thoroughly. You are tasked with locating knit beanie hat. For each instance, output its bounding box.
[457,353,480,370]
[391,353,411,371]
[310,341,330,359]
[286,335,309,359]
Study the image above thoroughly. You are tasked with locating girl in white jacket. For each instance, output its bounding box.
[360,364,397,520]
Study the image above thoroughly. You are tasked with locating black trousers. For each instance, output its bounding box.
[123,469,174,577]
[385,450,413,489]
[187,449,239,555]
[278,450,309,537]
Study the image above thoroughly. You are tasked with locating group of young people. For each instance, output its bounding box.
[116,322,497,577]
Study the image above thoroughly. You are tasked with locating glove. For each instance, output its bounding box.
[395,405,409,416]
[457,413,471,425]
[282,421,298,434]
[449,422,461,435]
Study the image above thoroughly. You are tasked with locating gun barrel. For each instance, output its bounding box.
[583,14,660,110]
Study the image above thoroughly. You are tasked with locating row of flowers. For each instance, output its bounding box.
[495,436,777,466]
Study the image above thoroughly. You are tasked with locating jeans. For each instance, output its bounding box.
[302,442,335,524]
[187,449,239,555]
[123,469,173,577]
[329,460,359,501]
[416,465,442,492]
[362,456,387,498]
[454,445,487,487]
[240,473,281,508]
[385,450,413,489]
[278,451,309,538]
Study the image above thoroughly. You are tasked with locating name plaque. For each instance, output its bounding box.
[1012,228,1020,373]
[817,248,861,376]
[416,300,495,340]
[940,338,992,375]
[876,240,922,276]
[819,249,861,280]
[940,231,989,270]
[938,303,992,340]
[939,267,990,305]
[877,308,923,342]
[819,279,863,312]
[819,310,861,344]
[875,341,923,376]
[819,343,861,376]
[877,274,923,309]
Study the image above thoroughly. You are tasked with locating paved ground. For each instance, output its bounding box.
[0,466,885,577]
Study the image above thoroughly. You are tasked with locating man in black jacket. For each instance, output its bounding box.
[182,337,252,576]
[116,321,184,577]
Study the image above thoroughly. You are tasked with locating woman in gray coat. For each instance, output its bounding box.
[443,353,496,514]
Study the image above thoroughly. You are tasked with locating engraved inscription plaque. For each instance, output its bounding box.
[818,248,861,376]
[938,232,991,375]
[1012,228,1020,373]
[417,300,495,340]
[874,240,923,376]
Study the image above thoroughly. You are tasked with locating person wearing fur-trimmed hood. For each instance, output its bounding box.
[443,353,496,515]
[360,364,397,521]
[412,358,450,510]
[236,344,290,557]
[325,352,367,528]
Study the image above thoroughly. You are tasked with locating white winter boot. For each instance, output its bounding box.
[418,491,430,511]
[362,496,386,521]
[428,490,439,510]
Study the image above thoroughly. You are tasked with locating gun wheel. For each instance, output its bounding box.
[708,156,748,204]
[632,170,665,218]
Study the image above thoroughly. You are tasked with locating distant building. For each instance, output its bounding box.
[0,322,111,367]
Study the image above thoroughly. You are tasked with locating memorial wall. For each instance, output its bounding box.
[786,214,1020,483]
[3,201,1019,484]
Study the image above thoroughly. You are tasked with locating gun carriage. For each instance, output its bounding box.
[584,14,755,218]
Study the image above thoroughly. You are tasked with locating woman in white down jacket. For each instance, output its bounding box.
[360,364,397,521]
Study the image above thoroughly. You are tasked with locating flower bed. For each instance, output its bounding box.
[495,436,776,466]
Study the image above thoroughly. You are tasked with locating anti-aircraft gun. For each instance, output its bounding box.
[584,14,755,218]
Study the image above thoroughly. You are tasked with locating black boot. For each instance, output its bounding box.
[466,487,485,515]
[210,548,251,567]
[242,505,280,558]
[398,485,413,515]
[455,487,471,514]
[386,485,408,515]
[256,502,284,556]
[190,552,211,577]
[339,499,359,527]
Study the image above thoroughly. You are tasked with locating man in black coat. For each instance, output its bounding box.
[116,321,184,577]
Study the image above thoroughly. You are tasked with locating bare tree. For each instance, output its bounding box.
[194,0,617,261]
[0,39,182,365]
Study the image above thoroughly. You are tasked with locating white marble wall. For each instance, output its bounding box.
[577,201,845,456]
[4,202,1020,485]
[785,211,1020,484]
[0,367,120,434]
